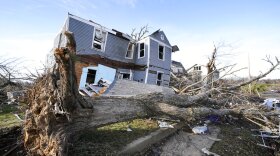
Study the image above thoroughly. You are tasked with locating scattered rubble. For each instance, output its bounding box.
[211,114,274,156]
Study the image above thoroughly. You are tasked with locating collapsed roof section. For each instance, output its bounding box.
[68,13,132,41]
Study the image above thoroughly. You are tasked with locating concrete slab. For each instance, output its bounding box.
[160,126,220,156]
[119,122,185,155]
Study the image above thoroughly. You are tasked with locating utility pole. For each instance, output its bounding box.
[248,53,252,94]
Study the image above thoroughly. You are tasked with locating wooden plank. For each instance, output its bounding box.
[77,55,146,71]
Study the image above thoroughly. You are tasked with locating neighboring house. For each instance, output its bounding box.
[189,64,203,82]
[171,60,185,74]
[188,64,220,82]
[52,13,179,93]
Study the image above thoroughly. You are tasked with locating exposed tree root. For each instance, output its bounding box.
[24,31,91,155]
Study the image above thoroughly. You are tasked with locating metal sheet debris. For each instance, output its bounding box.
[192,124,208,134]
[263,98,280,110]
[158,121,174,128]
[127,127,132,132]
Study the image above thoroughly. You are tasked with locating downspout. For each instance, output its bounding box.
[130,69,132,80]
[145,38,150,83]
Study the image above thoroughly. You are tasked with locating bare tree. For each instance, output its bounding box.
[130,25,149,42]
[0,57,24,88]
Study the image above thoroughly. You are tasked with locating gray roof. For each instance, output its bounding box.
[172,60,185,69]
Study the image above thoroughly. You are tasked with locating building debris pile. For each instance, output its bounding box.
[169,63,203,95]
[242,103,280,152]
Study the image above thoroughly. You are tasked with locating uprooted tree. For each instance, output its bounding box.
[24,31,280,155]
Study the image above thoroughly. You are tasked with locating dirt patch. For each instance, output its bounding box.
[0,126,26,156]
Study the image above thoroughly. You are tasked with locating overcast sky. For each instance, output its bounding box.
[0,0,279,78]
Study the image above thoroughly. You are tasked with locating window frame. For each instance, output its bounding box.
[118,72,131,80]
[194,66,201,71]
[138,42,145,58]
[125,42,134,59]
[156,71,164,86]
[158,44,165,61]
[92,28,108,52]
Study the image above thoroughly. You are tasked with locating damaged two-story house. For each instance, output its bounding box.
[52,13,179,95]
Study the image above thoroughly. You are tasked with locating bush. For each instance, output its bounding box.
[241,82,269,94]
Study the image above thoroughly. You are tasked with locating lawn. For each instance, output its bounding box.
[0,105,24,128]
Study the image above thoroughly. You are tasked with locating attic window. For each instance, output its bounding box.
[160,34,165,40]
[158,45,164,60]
[138,43,145,58]
[125,43,134,59]
[93,28,107,51]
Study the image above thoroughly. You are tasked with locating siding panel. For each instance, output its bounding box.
[149,39,172,70]
[133,70,146,83]
[147,66,170,87]
[134,40,148,65]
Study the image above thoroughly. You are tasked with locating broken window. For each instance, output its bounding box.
[93,28,107,51]
[122,73,130,79]
[118,73,131,80]
[156,72,163,86]
[158,45,164,60]
[86,69,97,84]
[126,43,134,59]
[139,43,145,58]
